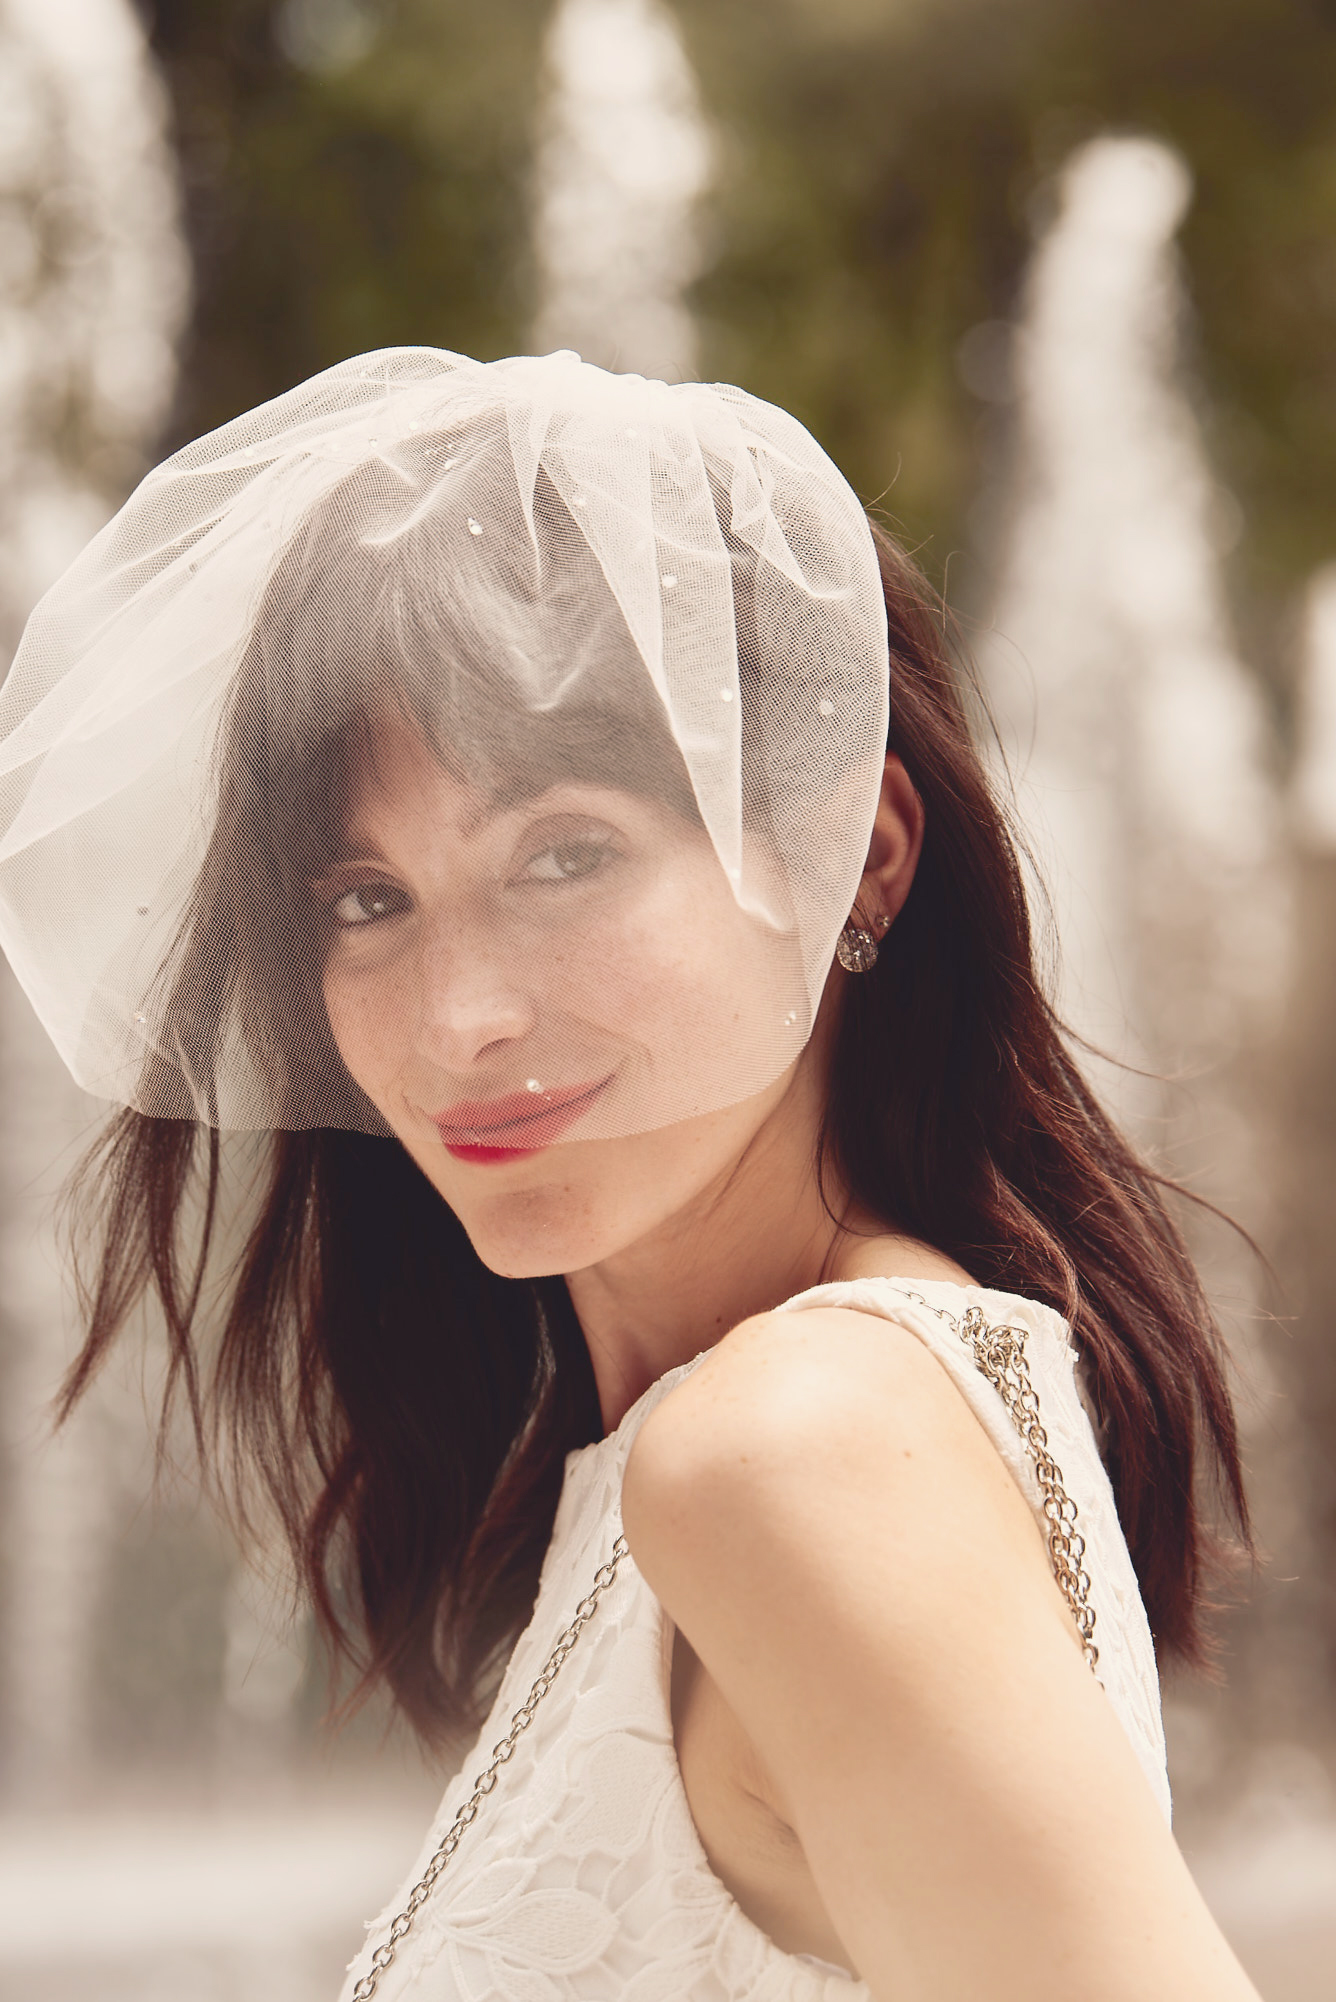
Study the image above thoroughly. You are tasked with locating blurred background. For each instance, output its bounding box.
[0,0,1334,1996]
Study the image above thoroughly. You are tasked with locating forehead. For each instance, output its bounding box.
[333,712,672,859]
[339,717,492,848]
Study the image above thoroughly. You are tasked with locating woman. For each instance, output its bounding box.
[0,349,1261,1999]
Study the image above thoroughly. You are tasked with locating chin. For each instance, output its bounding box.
[431,1165,634,1280]
[401,1103,771,1280]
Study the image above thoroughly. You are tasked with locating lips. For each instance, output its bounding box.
[432,1076,611,1160]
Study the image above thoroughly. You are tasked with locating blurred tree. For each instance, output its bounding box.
[673,0,1336,630]
[142,0,549,447]
[142,0,1336,627]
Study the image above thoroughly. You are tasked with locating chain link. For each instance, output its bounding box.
[899,1291,1099,1671]
[349,1534,629,2000]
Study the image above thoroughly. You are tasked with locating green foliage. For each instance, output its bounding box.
[148,0,1336,622]
[147,0,550,447]
[673,0,1336,613]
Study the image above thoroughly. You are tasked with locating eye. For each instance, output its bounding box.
[327,881,412,928]
[517,831,621,885]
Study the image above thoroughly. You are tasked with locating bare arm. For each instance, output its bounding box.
[621,1306,1261,2002]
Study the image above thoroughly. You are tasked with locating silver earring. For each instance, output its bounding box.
[836,923,879,973]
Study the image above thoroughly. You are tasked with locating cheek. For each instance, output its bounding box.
[323,958,413,1099]
[557,863,796,1032]
[564,871,805,1103]
[526,886,802,1143]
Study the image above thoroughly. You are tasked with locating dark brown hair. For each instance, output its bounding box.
[62,515,1249,1741]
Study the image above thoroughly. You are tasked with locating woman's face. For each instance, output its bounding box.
[318,719,816,1277]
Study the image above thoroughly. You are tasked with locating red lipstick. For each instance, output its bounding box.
[433,1076,611,1163]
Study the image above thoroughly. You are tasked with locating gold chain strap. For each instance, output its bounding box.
[350,1534,629,2001]
[352,1295,1097,1993]
[899,1291,1100,1671]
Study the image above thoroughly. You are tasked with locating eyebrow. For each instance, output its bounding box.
[459,796,508,839]
[322,782,563,871]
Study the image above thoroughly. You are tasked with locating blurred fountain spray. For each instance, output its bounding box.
[982,137,1287,1115]
[531,0,712,378]
[0,0,188,1798]
[1294,570,1336,858]
[1280,569,1336,1740]
[980,135,1297,1772]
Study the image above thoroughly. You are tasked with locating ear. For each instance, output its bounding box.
[853,753,924,933]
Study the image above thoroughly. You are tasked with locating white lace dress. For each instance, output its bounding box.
[341,1276,1171,2002]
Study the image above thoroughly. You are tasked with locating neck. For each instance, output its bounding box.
[565,1052,856,1431]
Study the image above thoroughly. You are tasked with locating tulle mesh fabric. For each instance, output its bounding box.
[0,349,888,1135]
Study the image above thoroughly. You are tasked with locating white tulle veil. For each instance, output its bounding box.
[0,347,889,1138]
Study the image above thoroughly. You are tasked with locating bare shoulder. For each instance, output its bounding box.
[622,1301,1261,2001]
[622,1299,1058,1629]
[627,1300,977,1494]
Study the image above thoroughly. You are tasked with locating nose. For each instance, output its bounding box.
[414,917,538,1072]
